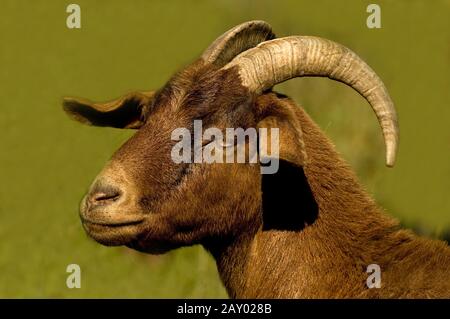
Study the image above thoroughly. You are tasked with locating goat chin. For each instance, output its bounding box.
[126,240,177,255]
[81,222,141,247]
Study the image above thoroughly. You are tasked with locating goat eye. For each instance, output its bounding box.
[201,137,233,148]
[216,138,234,148]
[201,137,215,147]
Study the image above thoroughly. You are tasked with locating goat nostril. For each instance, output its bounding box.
[88,184,122,207]
[92,192,120,202]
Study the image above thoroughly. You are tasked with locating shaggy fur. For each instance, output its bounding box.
[209,93,450,298]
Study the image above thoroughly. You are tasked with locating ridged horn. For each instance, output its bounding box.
[201,20,275,67]
[224,36,399,167]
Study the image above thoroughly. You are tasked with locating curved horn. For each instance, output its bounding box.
[224,36,399,167]
[201,20,275,67]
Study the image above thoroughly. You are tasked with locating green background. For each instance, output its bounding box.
[0,0,449,297]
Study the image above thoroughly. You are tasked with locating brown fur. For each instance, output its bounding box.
[65,59,450,298]
[210,93,450,298]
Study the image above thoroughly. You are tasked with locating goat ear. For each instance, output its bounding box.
[62,91,155,129]
[256,94,307,168]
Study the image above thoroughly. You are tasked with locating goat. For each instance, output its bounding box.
[63,21,450,298]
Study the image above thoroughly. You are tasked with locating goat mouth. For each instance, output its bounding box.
[81,216,145,227]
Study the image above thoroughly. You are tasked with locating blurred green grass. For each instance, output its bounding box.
[0,0,449,297]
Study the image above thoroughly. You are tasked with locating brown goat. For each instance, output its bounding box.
[63,21,450,298]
